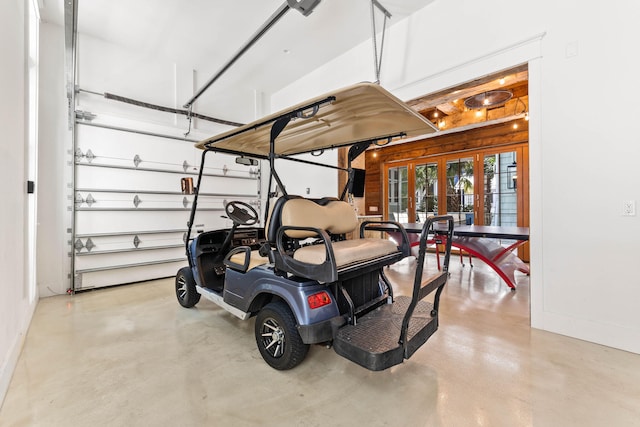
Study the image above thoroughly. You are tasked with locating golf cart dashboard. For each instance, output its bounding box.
[233,227,265,247]
[196,227,265,255]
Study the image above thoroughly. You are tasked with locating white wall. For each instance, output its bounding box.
[0,0,38,407]
[273,0,640,354]
[532,0,640,353]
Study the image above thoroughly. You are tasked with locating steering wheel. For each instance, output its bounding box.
[225,201,259,226]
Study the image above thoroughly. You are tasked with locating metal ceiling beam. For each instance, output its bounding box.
[183,0,321,109]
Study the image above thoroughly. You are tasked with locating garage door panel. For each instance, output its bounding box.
[75,246,185,269]
[77,125,195,167]
[76,210,190,234]
[77,126,258,179]
[75,166,258,195]
[76,261,186,290]
[74,232,185,255]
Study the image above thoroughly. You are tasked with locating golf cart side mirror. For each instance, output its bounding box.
[235,156,258,166]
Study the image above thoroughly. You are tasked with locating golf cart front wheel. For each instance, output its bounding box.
[175,267,201,308]
[255,301,309,370]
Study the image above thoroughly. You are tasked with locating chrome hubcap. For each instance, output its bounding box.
[261,318,285,358]
[177,276,187,300]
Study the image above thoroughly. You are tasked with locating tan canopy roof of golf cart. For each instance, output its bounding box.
[195,82,438,157]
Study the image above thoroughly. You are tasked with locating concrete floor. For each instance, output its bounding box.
[2,256,640,426]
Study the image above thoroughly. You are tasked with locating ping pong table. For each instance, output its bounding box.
[368,223,529,290]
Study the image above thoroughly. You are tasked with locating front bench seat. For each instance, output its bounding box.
[224,195,301,273]
[226,246,270,272]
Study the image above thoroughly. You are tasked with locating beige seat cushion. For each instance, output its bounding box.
[229,250,269,271]
[281,199,358,239]
[293,238,398,268]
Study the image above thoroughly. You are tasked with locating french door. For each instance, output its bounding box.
[386,161,439,223]
[384,146,528,228]
[385,157,475,224]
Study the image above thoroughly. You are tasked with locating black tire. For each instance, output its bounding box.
[255,301,309,370]
[175,267,201,308]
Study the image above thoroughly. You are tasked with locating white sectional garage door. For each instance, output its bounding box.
[72,122,260,291]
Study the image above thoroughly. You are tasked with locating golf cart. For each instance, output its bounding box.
[175,82,454,371]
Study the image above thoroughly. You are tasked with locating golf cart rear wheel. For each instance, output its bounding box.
[255,301,309,370]
[175,267,200,308]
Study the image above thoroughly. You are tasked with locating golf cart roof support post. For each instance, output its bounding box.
[264,115,292,224]
[185,148,211,258]
[340,160,353,202]
[348,141,373,163]
[340,140,374,200]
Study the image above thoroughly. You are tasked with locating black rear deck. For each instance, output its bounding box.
[332,215,454,371]
[333,296,438,371]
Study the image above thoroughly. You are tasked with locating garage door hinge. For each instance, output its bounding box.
[75,110,96,121]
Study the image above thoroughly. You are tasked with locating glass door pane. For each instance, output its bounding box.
[483,151,517,226]
[446,158,474,224]
[387,165,408,222]
[415,162,438,222]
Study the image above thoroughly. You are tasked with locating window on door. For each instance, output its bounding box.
[482,152,518,226]
[387,165,408,222]
[415,162,438,222]
[446,157,474,224]
[387,162,439,223]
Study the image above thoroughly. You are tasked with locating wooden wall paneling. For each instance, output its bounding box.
[377,122,528,165]
[364,150,382,215]
[337,147,348,197]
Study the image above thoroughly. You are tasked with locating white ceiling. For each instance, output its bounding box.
[39,0,434,121]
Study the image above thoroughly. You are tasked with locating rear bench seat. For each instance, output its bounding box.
[272,197,408,283]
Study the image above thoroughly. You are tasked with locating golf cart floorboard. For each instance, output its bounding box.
[333,296,438,371]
